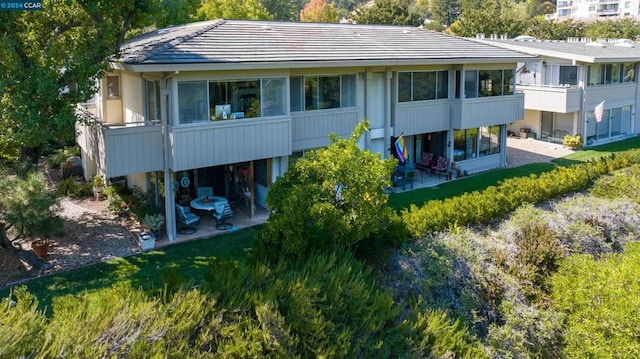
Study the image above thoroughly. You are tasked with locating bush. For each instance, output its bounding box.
[562,134,582,149]
[590,164,640,205]
[103,184,131,217]
[409,310,487,358]
[551,242,640,357]
[45,146,80,169]
[56,178,92,198]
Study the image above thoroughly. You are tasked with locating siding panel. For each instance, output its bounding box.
[451,94,524,129]
[291,109,360,150]
[170,117,291,171]
[394,101,449,135]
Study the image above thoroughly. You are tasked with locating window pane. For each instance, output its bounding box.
[145,80,158,121]
[398,72,411,102]
[612,64,621,84]
[611,107,622,136]
[178,81,208,124]
[305,77,318,110]
[503,70,514,95]
[290,76,304,112]
[455,70,461,99]
[453,129,466,161]
[588,65,603,85]
[107,75,120,98]
[465,128,478,159]
[464,71,477,98]
[559,66,578,85]
[229,80,260,118]
[490,125,501,154]
[436,71,448,99]
[413,72,436,101]
[623,63,636,82]
[262,78,286,117]
[209,81,228,116]
[341,74,356,107]
[586,111,597,142]
[318,76,340,109]
[479,127,491,156]
[597,109,610,139]
[604,64,613,84]
[622,105,632,133]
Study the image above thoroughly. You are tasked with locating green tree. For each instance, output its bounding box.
[197,0,273,20]
[351,0,424,26]
[300,0,340,22]
[449,0,526,38]
[261,0,305,21]
[154,0,201,28]
[0,167,64,271]
[525,17,587,40]
[0,0,153,163]
[258,120,397,258]
[585,18,640,40]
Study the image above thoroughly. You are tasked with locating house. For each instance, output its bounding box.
[76,20,536,242]
[477,36,640,145]
[550,0,640,19]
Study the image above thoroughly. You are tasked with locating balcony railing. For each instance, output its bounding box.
[516,84,583,113]
[450,94,525,129]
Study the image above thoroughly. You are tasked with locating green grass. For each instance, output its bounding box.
[388,163,555,211]
[0,226,259,311]
[553,136,640,166]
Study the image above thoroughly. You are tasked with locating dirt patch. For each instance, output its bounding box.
[1,165,141,289]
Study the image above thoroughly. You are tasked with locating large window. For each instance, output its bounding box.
[588,63,636,85]
[290,74,356,112]
[454,125,501,161]
[464,69,514,98]
[106,75,120,99]
[177,77,286,125]
[398,70,449,102]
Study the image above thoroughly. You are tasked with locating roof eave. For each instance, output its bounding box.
[122,57,537,72]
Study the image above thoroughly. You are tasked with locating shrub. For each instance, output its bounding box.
[45,146,80,169]
[409,310,487,358]
[507,224,566,301]
[551,242,640,357]
[590,164,640,204]
[56,177,92,198]
[103,184,131,217]
[562,134,582,149]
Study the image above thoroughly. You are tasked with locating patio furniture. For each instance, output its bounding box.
[392,163,415,190]
[213,203,235,230]
[432,156,449,178]
[190,196,229,214]
[176,204,200,226]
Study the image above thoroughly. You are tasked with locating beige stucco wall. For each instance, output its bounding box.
[508,109,539,135]
[122,72,145,123]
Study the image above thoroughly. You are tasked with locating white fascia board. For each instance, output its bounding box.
[122,57,537,73]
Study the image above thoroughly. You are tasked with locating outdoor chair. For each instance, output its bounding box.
[392,163,415,190]
[176,204,200,227]
[432,156,449,178]
[416,152,433,170]
[213,203,235,230]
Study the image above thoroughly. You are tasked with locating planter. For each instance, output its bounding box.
[32,239,50,258]
[138,231,156,251]
[93,186,105,201]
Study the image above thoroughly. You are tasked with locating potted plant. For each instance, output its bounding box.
[93,175,105,200]
[143,213,165,237]
[31,238,51,258]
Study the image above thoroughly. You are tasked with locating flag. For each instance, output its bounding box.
[594,101,605,123]
[395,135,408,163]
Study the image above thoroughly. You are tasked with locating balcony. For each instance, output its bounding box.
[291,109,360,150]
[169,117,291,172]
[450,94,525,129]
[76,118,164,178]
[517,84,582,113]
[394,100,449,136]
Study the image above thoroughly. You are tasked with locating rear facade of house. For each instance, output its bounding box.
[76,20,535,241]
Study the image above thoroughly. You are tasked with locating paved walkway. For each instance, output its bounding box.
[506,137,574,168]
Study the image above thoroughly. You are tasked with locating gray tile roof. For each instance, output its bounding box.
[479,38,640,63]
[118,20,536,68]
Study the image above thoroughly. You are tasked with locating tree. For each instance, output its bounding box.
[261,0,305,21]
[258,120,397,258]
[300,0,340,23]
[0,0,154,163]
[525,17,587,40]
[449,0,526,38]
[154,0,201,28]
[585,18,640,40]
[0,167,64,271]
[351,0,424,26]
[197,0,273,20]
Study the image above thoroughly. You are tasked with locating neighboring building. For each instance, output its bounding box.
[76,20,535,241]
[550,0,640,19]
[478,36,640,145]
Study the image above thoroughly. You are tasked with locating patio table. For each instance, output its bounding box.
[190,196,228,214]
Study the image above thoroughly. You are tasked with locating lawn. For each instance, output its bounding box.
[0,226,259,311]
[2,136,638,310]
